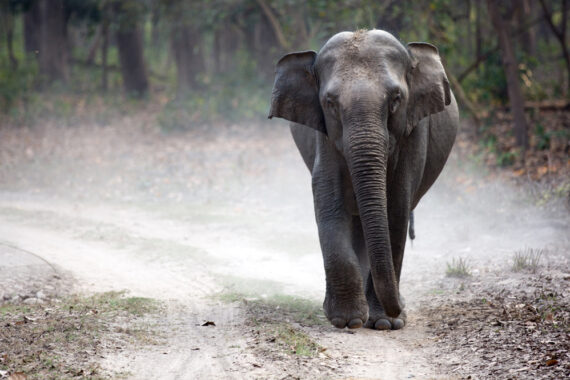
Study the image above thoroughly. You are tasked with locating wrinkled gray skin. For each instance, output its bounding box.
[269,30,458,330]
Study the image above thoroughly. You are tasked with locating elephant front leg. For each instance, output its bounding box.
[364,201,410,330]
[364,273,407,330]
[318,217,369,329]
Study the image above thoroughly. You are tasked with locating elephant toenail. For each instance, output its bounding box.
[348,318,363,329]
[331,318,346,329]
[374,319,391,330]
[392,318,405,330]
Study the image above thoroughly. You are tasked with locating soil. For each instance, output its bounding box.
[0,115,568,379]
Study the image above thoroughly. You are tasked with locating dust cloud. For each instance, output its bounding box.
[0,117,568,303]
[1,117,568,379]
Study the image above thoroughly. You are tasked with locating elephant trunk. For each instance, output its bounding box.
[344,110,401,318]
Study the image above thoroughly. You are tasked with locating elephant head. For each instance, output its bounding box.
[268,30,450,318]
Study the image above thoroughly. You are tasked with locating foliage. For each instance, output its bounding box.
[157,49,268,129]
[0,0,568,151]
[0,61,36,112]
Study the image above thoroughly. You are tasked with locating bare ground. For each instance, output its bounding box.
[0,116,568,379]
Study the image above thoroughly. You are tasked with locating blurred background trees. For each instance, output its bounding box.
[0,0,568,161]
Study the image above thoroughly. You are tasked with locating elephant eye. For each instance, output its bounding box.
[390,91,401,113]
[325,95,339,113]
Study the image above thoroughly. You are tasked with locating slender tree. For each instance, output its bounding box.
[37,0,69,84]
[24,0,40,55]
[167,1,205,94]
[114,1,148,96]
[0,1,18,70]
[539,0,570,95]
[486,0,529,150]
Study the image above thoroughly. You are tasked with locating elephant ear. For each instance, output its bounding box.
[406,42,451,135]
[268,51,326,134]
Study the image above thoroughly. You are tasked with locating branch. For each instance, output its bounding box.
[539,0,563,39]
[458,16,543,83]
[255,0,290,50]
[445,66,481,126]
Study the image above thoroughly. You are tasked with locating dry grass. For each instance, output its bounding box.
[512,248,544,273]
[0,291,163,380]
[446,257,472,278]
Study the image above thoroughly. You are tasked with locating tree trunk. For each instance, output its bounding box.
[116,24,148,96]
[101,19,109,92]
[248,10,279,80]
[214,25,241,74]
[517,0,536,56]
[24,0,40,55]
[466,0,473,58]
[539,0,570,96]
[475,0,482,66]
[0,4,18,70]
[487,0,529,150]
[171,25,204,94]
[38,0,69,84]
[86,27,102,65]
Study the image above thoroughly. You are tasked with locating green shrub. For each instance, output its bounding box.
[0,61,37,113]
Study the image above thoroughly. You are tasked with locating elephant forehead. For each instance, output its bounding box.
[317,30,409,77]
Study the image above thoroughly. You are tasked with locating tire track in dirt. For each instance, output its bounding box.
[0,198,450,379]
[0,204,266,379]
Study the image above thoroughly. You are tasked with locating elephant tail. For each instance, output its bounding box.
[408,211,416,242]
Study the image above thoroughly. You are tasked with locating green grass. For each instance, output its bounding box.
[217,290,326,327]
[512,248,543,273]
[216,285,325,357]
[273,323,322,357]
[446,257,472,278]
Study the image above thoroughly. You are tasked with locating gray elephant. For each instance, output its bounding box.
[268,30,458,330]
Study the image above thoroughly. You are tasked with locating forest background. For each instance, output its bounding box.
[0,0,568,191]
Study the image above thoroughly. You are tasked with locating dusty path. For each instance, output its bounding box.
[0,119,568,379]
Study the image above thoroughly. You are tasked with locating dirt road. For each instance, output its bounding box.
[0,119,568,379]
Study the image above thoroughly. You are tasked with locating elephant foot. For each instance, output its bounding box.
[364,275,406,330]
[323,291,369,329]
[365,309,407,330]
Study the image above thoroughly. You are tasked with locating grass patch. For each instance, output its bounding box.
[0,291,163,380]
[83,290,160,316]
[446,257,472,278]
[216,288,325,358]
[272,323,322,357]
[512,248,543,273]
[217,290,327,327]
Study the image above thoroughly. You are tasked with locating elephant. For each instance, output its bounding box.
[268,29,458,330]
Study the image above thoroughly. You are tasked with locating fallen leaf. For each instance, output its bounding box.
[512,168,525,177]
[201,321,215,327]
[545,359,558,366]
